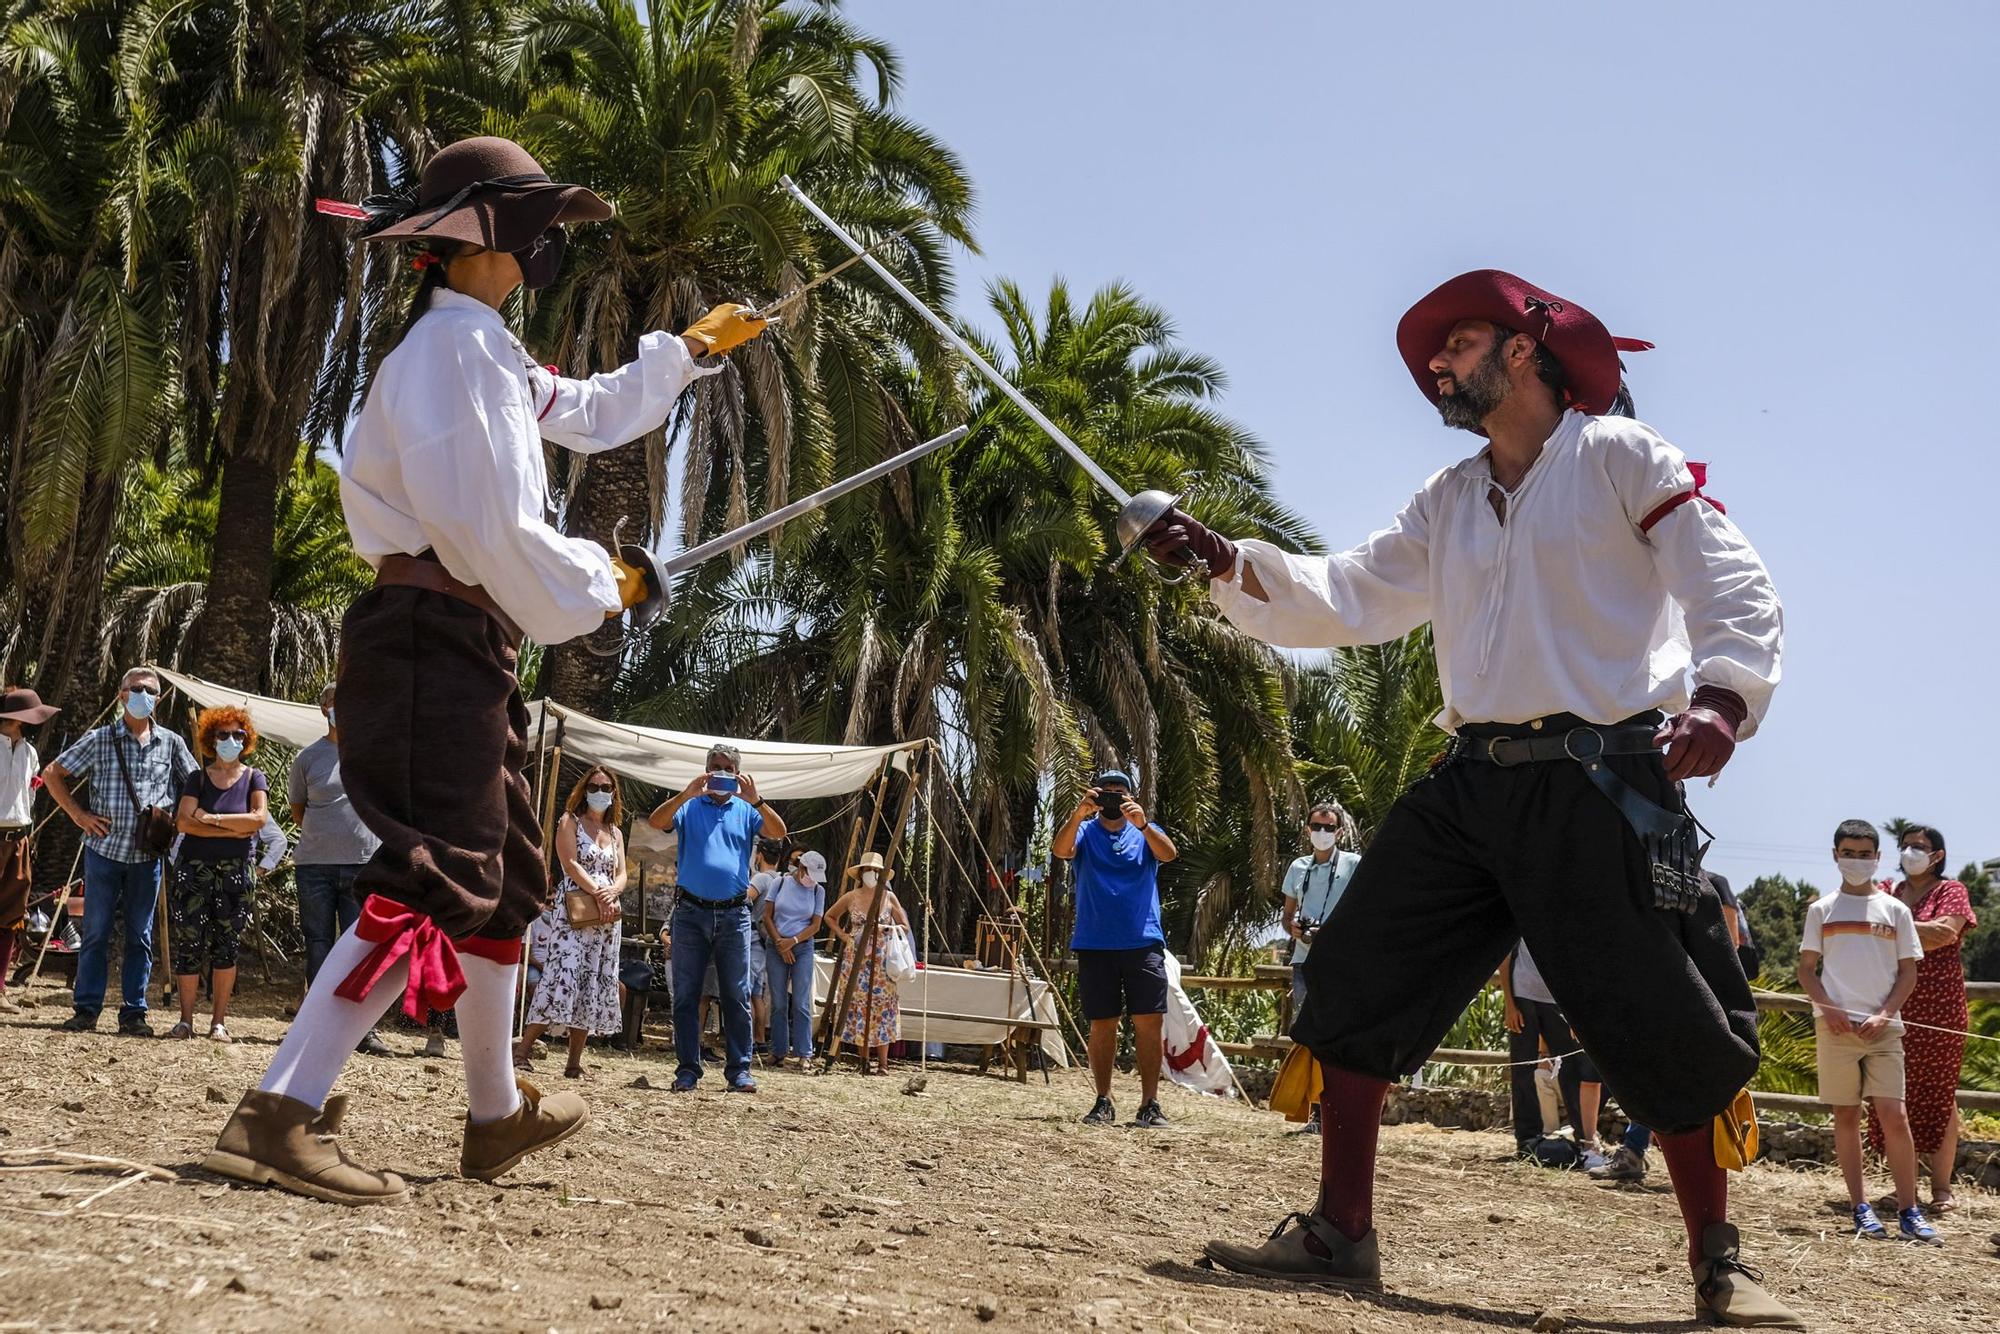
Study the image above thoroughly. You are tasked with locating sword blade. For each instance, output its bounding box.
[660,425,970,578]
[780,177,1133,507]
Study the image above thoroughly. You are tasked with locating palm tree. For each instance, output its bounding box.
[100,452,374,698]
[620,278,1317,956]
[0,0,181,707]
[145,0,486,692]
[498,0,974,714]
[1290,630,1451,845]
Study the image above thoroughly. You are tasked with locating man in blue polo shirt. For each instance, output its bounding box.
[1054,768,1178,1128]
[648,743,786,1092]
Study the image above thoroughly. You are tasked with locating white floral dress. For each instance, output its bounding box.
[525,820,624,1035]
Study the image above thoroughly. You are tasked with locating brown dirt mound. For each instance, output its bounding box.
[1,991,1994,1331]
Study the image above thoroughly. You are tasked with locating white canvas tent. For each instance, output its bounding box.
[152,667,924,799]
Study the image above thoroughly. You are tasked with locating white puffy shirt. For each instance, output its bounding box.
[0,734,36,827]
[339,289,714,645]
[1209,412,1783,736]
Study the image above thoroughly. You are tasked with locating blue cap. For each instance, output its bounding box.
[1094,769,1134,791]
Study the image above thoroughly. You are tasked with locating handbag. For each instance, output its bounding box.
[563,886,607,928]
[882,922,918,983]
[111,725,177,860]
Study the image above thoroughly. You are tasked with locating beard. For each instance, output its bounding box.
[1435,338,1512,432]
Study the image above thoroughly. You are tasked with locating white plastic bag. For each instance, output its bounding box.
[882,923,918,983]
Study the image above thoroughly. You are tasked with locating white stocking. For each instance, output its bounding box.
[456,952,523,1125]
[258,924,404,1107]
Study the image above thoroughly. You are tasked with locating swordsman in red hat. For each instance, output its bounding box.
[1158,271,1799,1327]
[205,136,768,1203]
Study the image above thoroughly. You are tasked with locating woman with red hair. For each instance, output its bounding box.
[168,706,269,1041]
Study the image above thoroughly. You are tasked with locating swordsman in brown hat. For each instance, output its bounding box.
[205,136,768,1203]
[0,687,60,1012]
[1157,271,1800,1327]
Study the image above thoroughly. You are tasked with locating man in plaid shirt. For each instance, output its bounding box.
[42,667,198,1035]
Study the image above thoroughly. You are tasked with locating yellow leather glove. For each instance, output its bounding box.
[681,303,768,356]
[607,554,650,618]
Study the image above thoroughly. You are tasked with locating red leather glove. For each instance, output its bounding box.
[1653,686,1748,781]
[1141,507,1236,579]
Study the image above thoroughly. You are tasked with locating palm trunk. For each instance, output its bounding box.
[542,444,653,714]
[193,448,287,693]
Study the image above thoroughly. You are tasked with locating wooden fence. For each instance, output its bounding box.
[1183,971,2000,1114]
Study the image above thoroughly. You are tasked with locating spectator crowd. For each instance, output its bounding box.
[0,667,1988,1251]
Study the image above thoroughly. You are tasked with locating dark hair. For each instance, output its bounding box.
[1832,818,1879,851]
[757,836,789,865]
[1488,322,1567,405]
[386,242,463,353]
[1900,824,1947,877]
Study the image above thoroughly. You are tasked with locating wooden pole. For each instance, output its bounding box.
[823,745,925,1070]
[814,759,893,1052]
[518,716,563,1038]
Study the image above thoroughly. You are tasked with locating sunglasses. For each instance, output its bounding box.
[127,685,158,696]
[585,782,614,794]
[1308,821,1340,832]
[214,730,248,742]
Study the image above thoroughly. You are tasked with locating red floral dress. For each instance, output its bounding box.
[1868,878,1976,1156]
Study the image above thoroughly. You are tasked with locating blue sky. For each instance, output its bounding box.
[844,0,1998,893]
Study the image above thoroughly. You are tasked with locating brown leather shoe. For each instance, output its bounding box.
[1202,1211,1382,1289]
[202,1090,407,1205]
[459,1077,588,1181]
[1693,1223,1805,1328]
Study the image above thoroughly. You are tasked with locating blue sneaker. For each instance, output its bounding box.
[1852,1203,1888,1239]
[1898,1206,1941,1246]
[670,1074,698,1093]
[726,1073,758,1094]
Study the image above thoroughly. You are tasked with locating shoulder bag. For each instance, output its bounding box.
[112,726,178,860]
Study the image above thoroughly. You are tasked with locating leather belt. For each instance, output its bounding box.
[375,553,522,648]
[1455,724,1660,768]
[674,890,749,911]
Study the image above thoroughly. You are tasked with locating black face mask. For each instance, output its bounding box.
[514,226,566,289]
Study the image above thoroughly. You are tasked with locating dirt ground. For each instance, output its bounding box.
[1,986,1996,1333]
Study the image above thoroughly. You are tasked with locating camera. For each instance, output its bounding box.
[706,772,740,795]
[1296,914,1322,946]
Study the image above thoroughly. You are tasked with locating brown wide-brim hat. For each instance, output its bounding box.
[1395,269,1652,417]
[360,136,612,254]
[0,687,59,725]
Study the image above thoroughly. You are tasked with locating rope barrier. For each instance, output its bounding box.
[1749,984,2000,1045]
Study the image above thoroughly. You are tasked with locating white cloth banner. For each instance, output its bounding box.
[1162,950,1237,1098]
[152,667,922,800]
[812,956,1069,1068]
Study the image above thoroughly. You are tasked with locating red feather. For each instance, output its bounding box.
[314,198,371,220]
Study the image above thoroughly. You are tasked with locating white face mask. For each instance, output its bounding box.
[860,871,879,888]
[325,707,335,729]
[585,791,613,813]
[1900,846,1935,877]
[1309,830,1339,852]
[1835,855,1879,886]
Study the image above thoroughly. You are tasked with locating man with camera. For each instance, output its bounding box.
[1281,801,1362,1134]
[1054,768,1178,1128]
[648,743,785,1093]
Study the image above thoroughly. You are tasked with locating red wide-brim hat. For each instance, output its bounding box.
[1396,269,1650,417]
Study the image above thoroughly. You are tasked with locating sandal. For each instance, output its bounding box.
[166,1021,194,1040]
[208,1022,232,1044]
[563,1064,584,1080]
[1932,1193,1959,1215]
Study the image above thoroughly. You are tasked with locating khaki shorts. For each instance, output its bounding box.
[1814,1023,1905,1106]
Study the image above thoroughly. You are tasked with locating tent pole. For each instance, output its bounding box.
[520,717,564,1040]
[824,745,925,1074]
[815,757,892,1055]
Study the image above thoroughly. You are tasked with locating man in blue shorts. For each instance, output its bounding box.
[1055,768,1178,1128]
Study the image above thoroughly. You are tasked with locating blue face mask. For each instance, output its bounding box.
[585,791,613,813]
[125,690,156,721]
[215,737,245,761]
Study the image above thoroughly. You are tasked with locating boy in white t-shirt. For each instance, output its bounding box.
[1796,819,1938,1245]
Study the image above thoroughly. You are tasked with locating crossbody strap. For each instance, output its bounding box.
[108,725,145,813]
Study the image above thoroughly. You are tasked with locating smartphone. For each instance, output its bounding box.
[707,773,740,795]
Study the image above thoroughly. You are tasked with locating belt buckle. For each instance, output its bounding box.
[1563,727,1606,764]
[1483,736,1520,767]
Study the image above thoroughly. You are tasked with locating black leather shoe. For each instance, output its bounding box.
[117,1014,153,1038]
[59,1011,99,1033]
[355,1030,393,1057]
